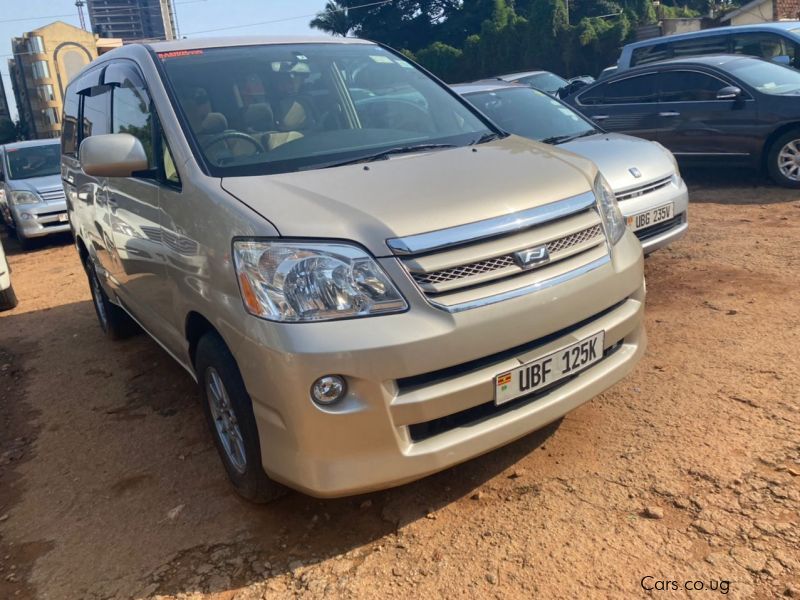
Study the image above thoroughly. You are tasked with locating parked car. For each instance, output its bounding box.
[559,75,596,98]
[63,37,646,501]
[617,21,800,72]
[0,139,70,249]
[455,82,688,253]
[0,236,17,311]
[479,70,571,96]
[565,55,800,187]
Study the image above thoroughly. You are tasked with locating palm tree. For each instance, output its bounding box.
[310,1,354,37]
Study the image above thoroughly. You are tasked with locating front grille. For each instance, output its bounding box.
[615,176,672,202]
[39,188,66,202]
[36,210,66,218]
[636,212,684,241]
[391,193,609,310]
[408,340,624,442]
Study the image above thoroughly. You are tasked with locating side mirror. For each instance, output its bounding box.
[79,133,148,177]
[772,55,791,66]
[716,86,742,100]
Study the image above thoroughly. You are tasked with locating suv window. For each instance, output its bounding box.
[731,32,798,68]
[112,69,154,167]
[659,70,729,102]
[631,43,673,67]
[81,85,111,140]
[671,35,730,59]
[580,74,657,105]
[62,91,80,157]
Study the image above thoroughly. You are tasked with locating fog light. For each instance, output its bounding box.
[20,212,33,220]
[311,375,347,406]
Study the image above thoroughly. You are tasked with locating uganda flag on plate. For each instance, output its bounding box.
[497,372,512,390]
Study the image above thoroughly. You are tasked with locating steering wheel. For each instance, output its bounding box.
[203,131,264,162]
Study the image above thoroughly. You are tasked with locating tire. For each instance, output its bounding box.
[195,331,286,503]
[0,285,17,311]
[15,228,34,251]
[84,259,138,340]
[767,129,800,188]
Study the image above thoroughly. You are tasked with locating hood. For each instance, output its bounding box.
[558,133,675,193]
[7,174,64,198]
[221,135,597,257]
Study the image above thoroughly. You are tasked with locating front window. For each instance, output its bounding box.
[4,144,61,180]
[159,43,492,176]
[513,72,569,95]
[464,88,595,142]
[727,58,800,95]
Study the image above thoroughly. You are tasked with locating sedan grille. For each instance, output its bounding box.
[615,176,672,202]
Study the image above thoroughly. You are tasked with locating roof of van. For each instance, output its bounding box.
[145,35,373,53]
[623,21,800,51]
[1,138,60,151]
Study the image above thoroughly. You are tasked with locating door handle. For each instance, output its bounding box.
[592,115,610,121]
[659,112,681,117]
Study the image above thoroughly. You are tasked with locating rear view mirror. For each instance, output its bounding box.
[79,133,148,178]
[716,86,742,100]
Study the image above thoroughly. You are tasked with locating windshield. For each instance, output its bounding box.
[159,43,493,176]
[464,88,596,142]
[513,72,569,94]
[727,58,800,94]
[4,144,61,180]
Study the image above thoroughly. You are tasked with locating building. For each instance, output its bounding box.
[719,0,800,25]
[8,21,122,140]
[86,0,177,42]
[0,76,11,122]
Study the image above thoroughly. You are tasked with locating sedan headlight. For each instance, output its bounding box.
[9,191,41,206]
[593,173,626,246]
[233,240,408,322]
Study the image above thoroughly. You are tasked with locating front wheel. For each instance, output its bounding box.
[84,259,138,340]
[767,129,800,188]
[195,332,286,503]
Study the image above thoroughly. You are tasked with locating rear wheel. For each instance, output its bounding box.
[195,331,286,503]
[84,259,138,340]
[767,129,800,188]
[0,285,17,311]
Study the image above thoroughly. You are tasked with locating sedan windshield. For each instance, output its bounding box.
[4,144,61,180]
[727,58,800,95]
[159,43,493,176]
[464,87,596,143]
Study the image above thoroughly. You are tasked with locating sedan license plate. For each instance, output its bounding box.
[58,213,68,222]
[627,203,673,232]
[495,331,605,405]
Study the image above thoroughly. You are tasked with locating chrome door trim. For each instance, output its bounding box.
[386,191,596,256]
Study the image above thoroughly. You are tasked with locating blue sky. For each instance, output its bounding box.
[1,0,330,120]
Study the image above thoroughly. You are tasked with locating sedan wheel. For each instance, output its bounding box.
[768,130,800,188]
[777,139,800,182]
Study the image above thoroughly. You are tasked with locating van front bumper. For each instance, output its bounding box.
[619,175,689,255]
[12,201,70,239]
[222,233,646,497]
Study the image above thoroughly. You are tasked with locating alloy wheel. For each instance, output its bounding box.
[205,367,247,474]
[777,139,800,182]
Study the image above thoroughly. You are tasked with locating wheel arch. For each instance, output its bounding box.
[185,310,220,369]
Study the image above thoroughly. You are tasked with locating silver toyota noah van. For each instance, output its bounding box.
[61,37,646,500]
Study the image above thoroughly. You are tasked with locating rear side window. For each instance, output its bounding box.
[62,90,80,157]
[631,43,672,67]
[580,74,657,105]
[671,35,730,59]
[81,86,111,139]
[659,71,729,102]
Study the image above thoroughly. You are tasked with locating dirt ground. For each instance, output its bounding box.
[0,170,798,600]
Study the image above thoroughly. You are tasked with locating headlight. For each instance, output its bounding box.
[9,191,41,206]
[593,173,626,246]
[233,240,408,322]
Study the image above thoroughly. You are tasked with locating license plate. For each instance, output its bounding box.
[627,203,673,232]
[58,213,68,222]
[495,331,605,405]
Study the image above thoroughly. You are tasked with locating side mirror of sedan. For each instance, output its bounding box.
[716,86,742,100]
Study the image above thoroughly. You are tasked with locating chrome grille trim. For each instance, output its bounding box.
[431,255,611,313]
[386,191,596,256]
[411,223,603,286]
[39,188,66,202]
[615,176,672,202]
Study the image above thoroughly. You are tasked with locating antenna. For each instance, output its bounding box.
[76,0,87,30]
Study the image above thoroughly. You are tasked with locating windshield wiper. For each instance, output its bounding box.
[470,131,507,145]
[541,130,596,145]
[308,144,458,170]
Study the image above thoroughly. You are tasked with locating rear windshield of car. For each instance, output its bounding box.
[158,43,492,176]
[4,144,61,180]
[727,58,800,95]
[464,88,595,142]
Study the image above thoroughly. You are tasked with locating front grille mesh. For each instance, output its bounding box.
[411,223,604,287]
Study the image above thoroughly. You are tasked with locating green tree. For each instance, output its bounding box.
[310,1,354,37]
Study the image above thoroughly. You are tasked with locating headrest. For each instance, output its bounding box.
[198,112,227,135]
[244,103,274,131]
